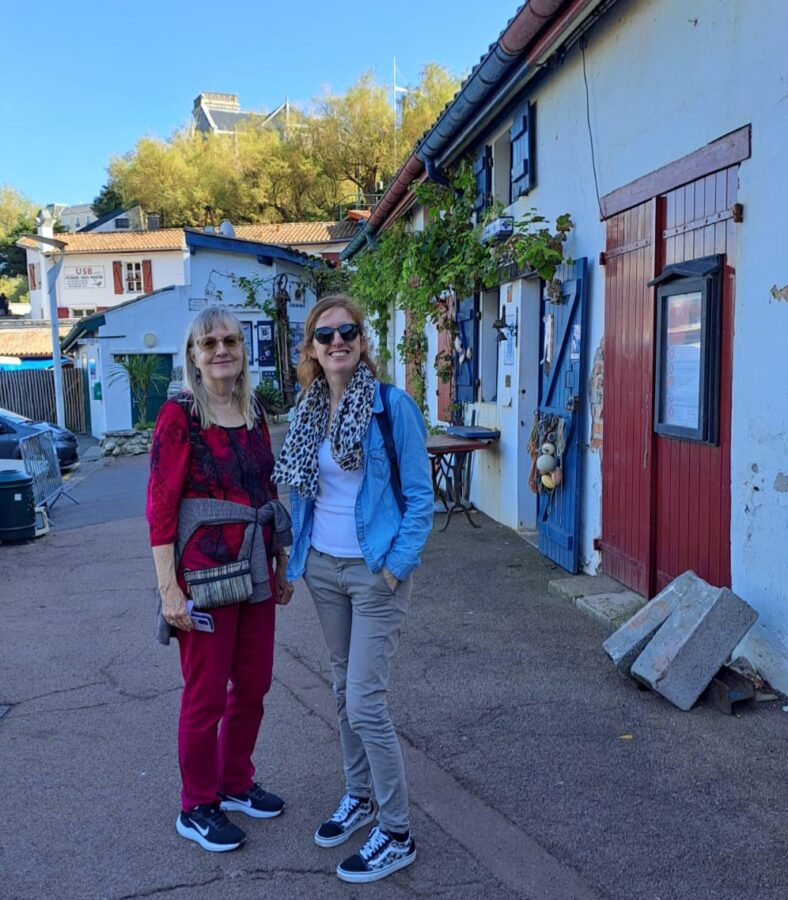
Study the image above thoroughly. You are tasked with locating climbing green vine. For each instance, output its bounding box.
[349,160,573,415]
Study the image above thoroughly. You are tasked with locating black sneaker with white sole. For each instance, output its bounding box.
[219,783,284,819]
[337,826,417,883]
[176,803,246,852]
[314,793,376,848]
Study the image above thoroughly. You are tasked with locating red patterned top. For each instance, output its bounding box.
[146,396,277,594]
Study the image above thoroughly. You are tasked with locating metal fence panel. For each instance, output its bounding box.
[0,368,86,433]
[19,431,64,507]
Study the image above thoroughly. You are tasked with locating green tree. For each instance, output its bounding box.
[91,182,125,218]
[308,72,396,202]
[0,185,37,279]
[93,63,461,225]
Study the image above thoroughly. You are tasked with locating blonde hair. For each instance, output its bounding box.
[296,294,377,392]
[183,306,256,429]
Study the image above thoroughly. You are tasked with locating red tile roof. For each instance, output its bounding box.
[234,221,360,244]
[0,326,70,359]
[17,230,185,254]
[17,220,361,254]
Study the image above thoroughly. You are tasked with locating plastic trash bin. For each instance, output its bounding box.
[0,469,36,542]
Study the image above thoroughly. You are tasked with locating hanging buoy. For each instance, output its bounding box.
[536,453,557,474]
[541,441,556,456]
[541,474,555,490]
[552,467,563,486]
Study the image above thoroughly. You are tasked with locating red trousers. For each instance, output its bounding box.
[176,597,275,810]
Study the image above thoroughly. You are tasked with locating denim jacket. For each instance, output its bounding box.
[286,382,434,582]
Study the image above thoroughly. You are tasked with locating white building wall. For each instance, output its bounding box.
[26,248,187,320]
[403,0,788,688]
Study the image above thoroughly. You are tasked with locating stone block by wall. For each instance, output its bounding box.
[603,570,701,672]
[630,583,758,710]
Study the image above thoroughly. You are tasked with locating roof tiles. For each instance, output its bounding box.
[0,327,70,359]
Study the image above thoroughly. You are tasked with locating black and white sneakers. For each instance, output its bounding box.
[336,826,417,883]
[219,783,285,819]
[176,803,246,852]
[177,785,283,852]
[314,793,376,848]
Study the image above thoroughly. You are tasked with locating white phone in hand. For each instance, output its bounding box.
[187,601,215,633]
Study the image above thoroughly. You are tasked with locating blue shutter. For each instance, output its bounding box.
[472,146,492,215]
[455,294,479,404]
[510,101,535,199]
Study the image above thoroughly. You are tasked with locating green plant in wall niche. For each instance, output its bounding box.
[108,354,168,430]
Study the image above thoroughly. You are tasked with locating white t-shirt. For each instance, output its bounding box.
[311,438,364,558]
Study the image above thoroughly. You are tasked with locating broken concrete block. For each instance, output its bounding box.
[602,570,702,672]
[630,583,758,711]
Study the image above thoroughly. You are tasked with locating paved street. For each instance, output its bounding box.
[1,432,787,900]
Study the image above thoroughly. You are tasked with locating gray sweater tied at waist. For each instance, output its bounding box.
[156,497,292,645]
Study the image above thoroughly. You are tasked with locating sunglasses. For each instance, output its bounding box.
[194,333,243,352]
[313,323,361,345]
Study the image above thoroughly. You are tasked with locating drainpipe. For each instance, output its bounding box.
[424,158,450,187]
[17,228,68,428]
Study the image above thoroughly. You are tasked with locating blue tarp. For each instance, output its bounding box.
[0,357,72,371]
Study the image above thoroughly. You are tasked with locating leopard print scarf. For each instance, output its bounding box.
[273,362,376,499]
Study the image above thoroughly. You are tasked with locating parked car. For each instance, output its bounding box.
[0,408,79,470]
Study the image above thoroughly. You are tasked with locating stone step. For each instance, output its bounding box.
[549,574,645,632]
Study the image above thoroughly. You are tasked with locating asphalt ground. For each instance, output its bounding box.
[1,426,787,899]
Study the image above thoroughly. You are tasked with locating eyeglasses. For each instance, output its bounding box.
[194,333,243,352]
[313,323,361,345]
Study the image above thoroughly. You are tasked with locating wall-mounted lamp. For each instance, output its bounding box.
[492,307,518,343]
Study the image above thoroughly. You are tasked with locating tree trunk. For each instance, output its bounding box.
[275,289,295,407]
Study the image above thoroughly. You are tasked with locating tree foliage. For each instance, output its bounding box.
[399,63,460,156]
[0,185,37,280]
[94,66,460,226]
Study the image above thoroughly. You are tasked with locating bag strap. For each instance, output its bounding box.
[374,382,406,515]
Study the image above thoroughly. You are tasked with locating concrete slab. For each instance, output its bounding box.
[631,584,758,710]
[602,570,702,672]
[577,591,645,630]
[549,573,630,601]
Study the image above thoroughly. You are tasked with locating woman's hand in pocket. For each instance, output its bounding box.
[382,566,400,592]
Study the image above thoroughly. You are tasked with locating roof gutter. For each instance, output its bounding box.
[433,0,612,169]
[415,0,567,168]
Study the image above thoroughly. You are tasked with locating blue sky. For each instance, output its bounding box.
[0,0,520,207]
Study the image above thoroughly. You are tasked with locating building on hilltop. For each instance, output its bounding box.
[191,92,299,137]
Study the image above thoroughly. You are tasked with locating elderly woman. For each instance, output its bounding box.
[147,306,293,852]
[274,294,433,883]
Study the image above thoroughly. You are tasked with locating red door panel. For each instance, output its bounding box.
[600,201,657,596]
[601,168,735,597]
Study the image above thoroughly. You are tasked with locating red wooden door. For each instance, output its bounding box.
[601,169,736,597]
